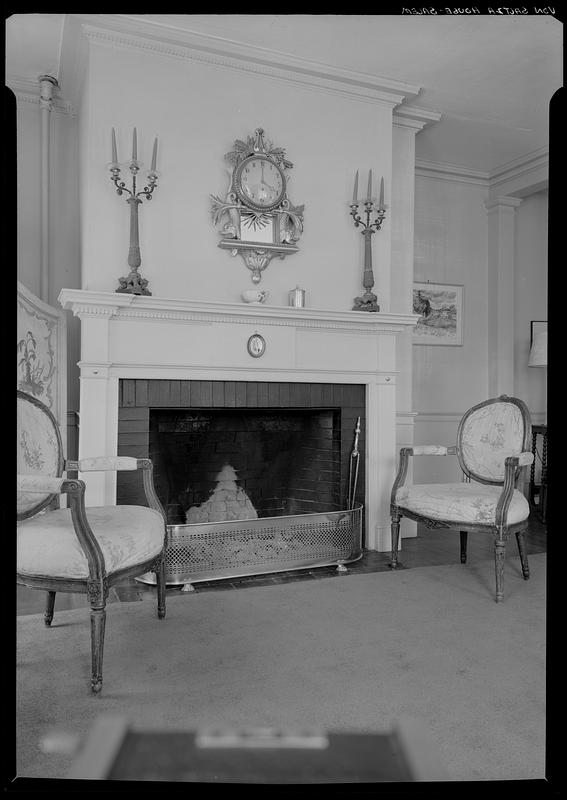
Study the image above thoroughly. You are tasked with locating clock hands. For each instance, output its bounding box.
[259,160,277,193]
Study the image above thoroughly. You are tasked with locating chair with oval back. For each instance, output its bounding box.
[17,390,167,693]
[390,395,534,603]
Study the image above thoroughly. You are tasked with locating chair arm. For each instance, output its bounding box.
[67,456,139,472]
[505,452,534,468]
[407,446,457,456]
[494,452,534,530]
[390,445,456,507]
[65,457,166,521]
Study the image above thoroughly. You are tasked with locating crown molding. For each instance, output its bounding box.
[415,159,489,187]
[488,146,548,191]
[393,105,442,133]
[415,146,549,191]
[72,15,420,107]
[6,75,75,116]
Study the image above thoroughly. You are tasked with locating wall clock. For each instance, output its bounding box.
[210,128,305,284]
[247,333,266,358]
[234,154,286,212]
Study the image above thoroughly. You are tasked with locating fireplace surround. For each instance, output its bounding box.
[59,290,418,551]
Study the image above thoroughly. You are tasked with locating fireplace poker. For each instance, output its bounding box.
[347,417,361,511]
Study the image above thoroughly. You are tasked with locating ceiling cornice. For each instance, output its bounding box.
[393,105,442,133]
[415,146,549,193]
[488,146,548,189]
[415,159,489,187]
[71,14,421,108]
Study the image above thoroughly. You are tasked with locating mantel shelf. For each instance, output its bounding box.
[58,289,420,332]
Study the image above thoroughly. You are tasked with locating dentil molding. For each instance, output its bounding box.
[59,289,420,333]
[73,15,421,108]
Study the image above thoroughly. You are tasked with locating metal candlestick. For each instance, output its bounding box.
[109,133,159,296]
[350,196,386,312]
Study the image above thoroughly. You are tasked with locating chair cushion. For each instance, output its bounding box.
[17,505,165,580]
[395,483,530,526]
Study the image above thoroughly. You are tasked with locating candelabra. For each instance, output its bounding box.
[109,128,159,295]
[349,170,386,312]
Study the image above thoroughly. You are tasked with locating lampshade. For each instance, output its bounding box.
[528,331,547,367]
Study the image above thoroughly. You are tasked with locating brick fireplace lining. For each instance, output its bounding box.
[117,380,365,531]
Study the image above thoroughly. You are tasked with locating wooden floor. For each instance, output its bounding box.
[17,512,547,617]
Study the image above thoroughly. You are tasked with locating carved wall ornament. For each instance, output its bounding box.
[210,128,304,283]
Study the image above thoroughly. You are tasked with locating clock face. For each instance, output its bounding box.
[247,333,266,358]
[235,156,285,212]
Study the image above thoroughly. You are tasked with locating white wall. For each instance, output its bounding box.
[15,101,41,297]
[514,190,548,419]
[80,41,393,311]
[412,175,488,483]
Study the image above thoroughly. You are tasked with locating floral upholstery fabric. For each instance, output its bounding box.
[412,446,449,456]
[395,483,529,526]
[460,402,525,481]
[17,505,165,580]
[17,396,61,517]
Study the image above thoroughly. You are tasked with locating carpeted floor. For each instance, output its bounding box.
[16,553,546,782]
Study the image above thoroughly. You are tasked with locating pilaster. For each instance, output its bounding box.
[485,196,522,397]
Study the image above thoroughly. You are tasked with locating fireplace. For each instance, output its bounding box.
[150,408,342,524]
[116,379,365,525]
[59,290,418,552]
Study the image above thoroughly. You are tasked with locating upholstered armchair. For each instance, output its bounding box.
[17,390,167,693]
[390,395,534,603]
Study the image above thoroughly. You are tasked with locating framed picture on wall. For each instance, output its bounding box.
[412,282,464,346]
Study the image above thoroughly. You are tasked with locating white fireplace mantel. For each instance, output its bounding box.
[59,289,419,551]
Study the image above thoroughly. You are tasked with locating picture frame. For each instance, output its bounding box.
[412,282,464,346]
[530,320,547,346]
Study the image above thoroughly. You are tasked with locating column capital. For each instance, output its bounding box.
[484,195,523,212]
[38,74,59,110]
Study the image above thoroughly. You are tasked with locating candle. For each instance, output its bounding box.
[151,137,158,172]
[132,127,137,161]
[366,169,372,202]
[111,128,118,164]
[379,176,384,209]
[352,170,359,205]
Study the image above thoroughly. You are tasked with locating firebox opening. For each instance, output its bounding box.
[149,409,342,525]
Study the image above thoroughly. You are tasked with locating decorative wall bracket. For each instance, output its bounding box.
[211,128,304,284]
[218,240,299,284]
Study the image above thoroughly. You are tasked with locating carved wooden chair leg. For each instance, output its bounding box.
[515,530,530,580]
[44,591,56,627]
[155,556,166,620]
[90,606,106,694]
[459,531,468,564]
[88,578,108,694]
[494,534,507,603]
[390,512,401,569]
